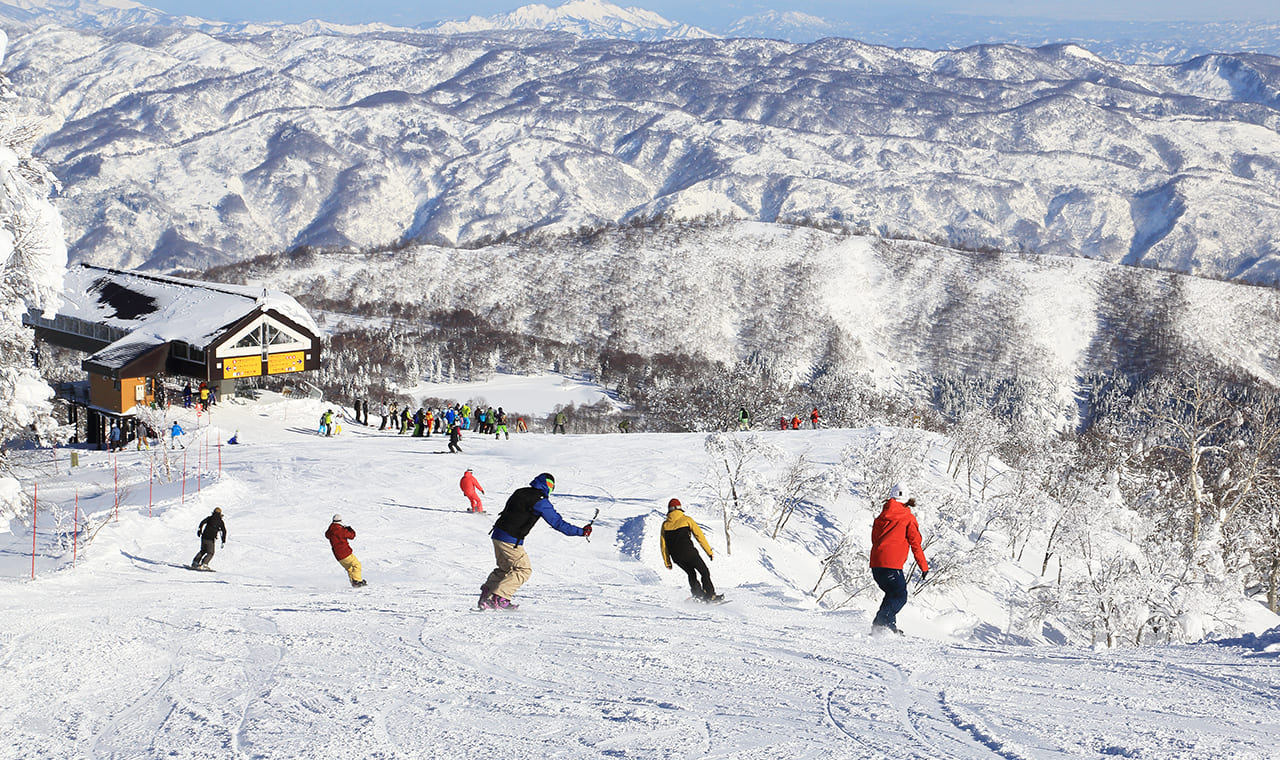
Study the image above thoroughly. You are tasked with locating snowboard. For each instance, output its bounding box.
[188,565,215,572]
[687,594,728,605]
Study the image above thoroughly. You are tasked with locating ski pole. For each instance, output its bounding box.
[584,508,599,542]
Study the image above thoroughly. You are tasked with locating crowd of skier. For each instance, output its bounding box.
[166,388,924,630]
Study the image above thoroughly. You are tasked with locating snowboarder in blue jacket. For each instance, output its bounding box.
[478,473,591,610]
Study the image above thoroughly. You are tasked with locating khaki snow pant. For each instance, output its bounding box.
[484,539,532,600]
[337,554,363,584]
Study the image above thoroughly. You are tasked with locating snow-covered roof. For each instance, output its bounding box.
[40,264,320,374]
[61,264,318,342]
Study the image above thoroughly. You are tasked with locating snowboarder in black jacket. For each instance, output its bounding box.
[191,508,226,570]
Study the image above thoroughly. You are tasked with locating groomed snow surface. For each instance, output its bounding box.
[3,386,1279,759]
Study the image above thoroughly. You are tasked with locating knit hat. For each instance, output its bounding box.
[531,473,555,493]
[667,498,682,511]
[332,514,343,523]
[213,508,222,515]
[890,483,908,502]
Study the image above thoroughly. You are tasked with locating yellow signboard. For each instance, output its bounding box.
[224,355,262,379]
[267,351,305,375]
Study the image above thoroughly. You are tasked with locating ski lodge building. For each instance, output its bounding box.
[25,264,321,446]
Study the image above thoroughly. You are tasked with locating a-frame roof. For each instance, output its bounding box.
[37,264,320,374]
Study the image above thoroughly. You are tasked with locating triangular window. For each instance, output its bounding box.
[234,328,264,349]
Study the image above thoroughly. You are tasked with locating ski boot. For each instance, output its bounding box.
[491,595,519,611]
[478,585,495,609]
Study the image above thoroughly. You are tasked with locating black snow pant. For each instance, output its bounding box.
[448,441,462,453]
[192,538,217,568]
[871,567,908,630]
[671,549,715,599]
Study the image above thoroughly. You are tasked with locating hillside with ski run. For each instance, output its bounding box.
[2,390,1278,758]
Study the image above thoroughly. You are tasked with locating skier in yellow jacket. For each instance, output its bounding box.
[660,498,722,602]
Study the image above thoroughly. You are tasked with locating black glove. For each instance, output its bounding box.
[921,570,929,581]
[582,524,593,538]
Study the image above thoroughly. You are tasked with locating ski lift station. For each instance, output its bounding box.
[24,264,321,447]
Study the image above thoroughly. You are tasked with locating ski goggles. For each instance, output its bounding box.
[545,478,555,492]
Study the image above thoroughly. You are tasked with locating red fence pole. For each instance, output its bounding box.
[31,482,37,580]
[182,448,187,505]
[149,454,154,517]
[217,434,222,476]
[113,452,119,522]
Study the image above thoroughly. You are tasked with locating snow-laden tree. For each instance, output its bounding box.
[0,31,68,516]
[702,432,778,555]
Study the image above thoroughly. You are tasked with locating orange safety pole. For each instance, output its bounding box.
[31,482,37,580]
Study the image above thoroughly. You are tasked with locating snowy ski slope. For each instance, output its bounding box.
[2,388,1278,759]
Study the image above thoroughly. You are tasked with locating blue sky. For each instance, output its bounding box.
[144,1,1280,27]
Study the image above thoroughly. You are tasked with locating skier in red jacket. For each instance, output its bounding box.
[325,514,366,587]
[460,468,485,513]
[869,484,928,634]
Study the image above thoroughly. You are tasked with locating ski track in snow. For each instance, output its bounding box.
[3,395,1280,758]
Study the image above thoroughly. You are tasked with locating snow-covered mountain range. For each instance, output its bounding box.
[427,0,713,41]
[6,22,1280,284]
[726,13,1280,65]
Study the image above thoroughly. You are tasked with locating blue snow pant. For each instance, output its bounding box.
[871,567,908,630]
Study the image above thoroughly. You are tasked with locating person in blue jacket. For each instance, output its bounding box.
[478,473,591,610]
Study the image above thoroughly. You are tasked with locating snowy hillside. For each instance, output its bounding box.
[2,390,1278,757]
[5,25,1280,283]
[207,222,1280,401]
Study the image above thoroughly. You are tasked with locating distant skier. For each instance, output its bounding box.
[191,507,225,570]
[810,408,821,429]
[170,421,185,449]
[553,411,567,434]
[495,408,509,439]
[738,407,750,431]
[108,422,121,452]
[325,514,366,588]
[228,430,239,445]
[461,468,485,513]
[448,423,463,453]
[182,381,193,408]
[870,484,929,635]
[478,473,591,610]
[659,498,721,602]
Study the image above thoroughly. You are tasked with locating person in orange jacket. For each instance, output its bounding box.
[461,468,485,513]
[870,484,928,634]
[660,498,721,602]
[325,514,366,588]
